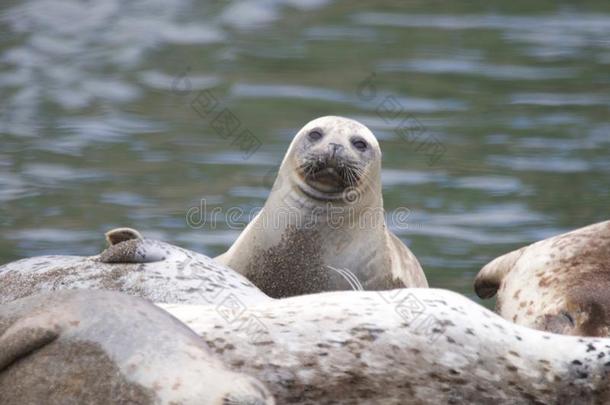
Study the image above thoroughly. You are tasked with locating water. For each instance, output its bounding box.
[1,0,609,303]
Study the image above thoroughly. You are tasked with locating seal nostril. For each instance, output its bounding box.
[328,142,343,158]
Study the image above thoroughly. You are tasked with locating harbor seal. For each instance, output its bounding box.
[0,228,269,306]
[3,229,610,402]
[475,220,610,336]
[216,116,427,297]
[0,289,273,405]
[162,287,610,404]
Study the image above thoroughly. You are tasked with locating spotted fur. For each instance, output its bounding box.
[5,231,610,403]
[163,288,610,404]
[0,237,268,307]
[475,220,610,336]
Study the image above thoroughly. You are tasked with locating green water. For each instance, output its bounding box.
[1,0,609,302]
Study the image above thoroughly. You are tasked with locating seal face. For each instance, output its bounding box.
[292,119,377,201]
[0,290,274,405]
[474,220,610,336]
[216,116,427,298]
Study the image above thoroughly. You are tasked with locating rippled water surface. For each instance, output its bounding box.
[1,0,609,301]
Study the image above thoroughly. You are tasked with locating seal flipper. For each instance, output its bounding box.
[105,227,143,246]
[386,232,428,288]
[99,227,165,263]
[0,319,59,372]
[474,247,525,299]
[98,241,166,264]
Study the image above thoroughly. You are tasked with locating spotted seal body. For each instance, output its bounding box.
[475,220,610,336]
[0,290,273,405]
[162,288,610,404]
[0,228,268,306]
[3,229,610,402]
[216,116,427,298]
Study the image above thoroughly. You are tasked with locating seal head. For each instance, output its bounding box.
[290,116,380,202]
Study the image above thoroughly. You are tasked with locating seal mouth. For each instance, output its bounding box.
[297,154,363,193]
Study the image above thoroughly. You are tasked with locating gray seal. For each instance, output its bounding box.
[0,228,268,307]
[0,289,273,405]
[475,220,610,336]
[163,287,610,404]
[3,229,610,403]
[216,116,427,298]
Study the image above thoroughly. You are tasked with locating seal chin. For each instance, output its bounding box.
[305,167,346,192]
[296,180,347,202]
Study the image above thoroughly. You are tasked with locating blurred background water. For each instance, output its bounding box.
[1,0,609,303]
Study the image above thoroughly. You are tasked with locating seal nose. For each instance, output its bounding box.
[328,142,343,159]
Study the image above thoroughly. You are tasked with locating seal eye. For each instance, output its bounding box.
[308,130,323,141]
[351,138,368,151]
